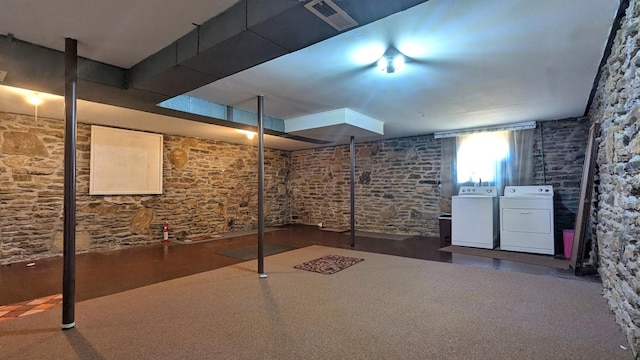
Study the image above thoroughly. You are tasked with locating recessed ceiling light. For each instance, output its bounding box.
[26,93,43,106]
[237,129,256,140]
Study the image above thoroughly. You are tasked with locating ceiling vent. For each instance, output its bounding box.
[304,0,358,31]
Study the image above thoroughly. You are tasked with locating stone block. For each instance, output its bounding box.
[1,131,49,157]
[2,155,29,167]
[379,204,397,219]
[51,231,92,253]
[168,148,189,168]
[131,208,155,234]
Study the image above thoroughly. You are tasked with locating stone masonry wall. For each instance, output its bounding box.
[290,120,588,242]
[532,118,591,254]
[0,112,290,265]
[587,0,640,355]
[0,111,592,267]
[290,135,443,236]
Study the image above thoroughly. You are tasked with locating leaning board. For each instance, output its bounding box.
[570,123,600,272]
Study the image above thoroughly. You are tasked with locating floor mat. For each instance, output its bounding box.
[294,254,364,275]
[318,227,349,233]
[439,245,570,269]
[0,294,62,322]
[172,227,284,244]
[217,243,297,261]
[318,228,410,240]
[343,231,411,241]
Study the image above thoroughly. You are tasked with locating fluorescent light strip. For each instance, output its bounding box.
[433,121,537,139]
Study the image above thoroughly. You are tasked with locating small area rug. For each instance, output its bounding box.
[294,254,364,275]
[217,243,296,261]
[439,245,570,269]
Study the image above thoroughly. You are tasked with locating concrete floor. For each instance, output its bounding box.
[0,224,588,306]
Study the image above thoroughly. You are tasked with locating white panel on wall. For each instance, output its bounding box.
[89,125,163,195]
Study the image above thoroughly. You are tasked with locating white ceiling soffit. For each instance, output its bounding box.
[285,108,384,143]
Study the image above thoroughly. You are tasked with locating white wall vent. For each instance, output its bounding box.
[304,0,358,32]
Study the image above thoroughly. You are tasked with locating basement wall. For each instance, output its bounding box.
[587,0,640,355]
[0,112,290,265]
[290,135,442,235]
[0,110,588,264]
[290,120,589,242]
[533,119,591,254]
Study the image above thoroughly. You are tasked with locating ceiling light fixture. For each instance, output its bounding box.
[378,46,405,74]
[26,92,43,121]
[238,129,256,140]
[26,92,42,106]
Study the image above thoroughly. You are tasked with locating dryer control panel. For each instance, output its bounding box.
[503,185,553,197]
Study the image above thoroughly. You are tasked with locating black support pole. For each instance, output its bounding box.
[350,135,355,248]
[257,95,266,278]
[62,37,77,330]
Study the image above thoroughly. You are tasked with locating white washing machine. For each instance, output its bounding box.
[500,185,555,255]
[452,186,499,249]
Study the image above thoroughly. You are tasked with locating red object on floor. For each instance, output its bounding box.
[563,229,574,259]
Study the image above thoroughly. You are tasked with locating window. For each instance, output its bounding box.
[439,126,534,212]
[456,131,509,186]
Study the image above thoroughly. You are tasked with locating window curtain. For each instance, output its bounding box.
[438,128,534,213]
[503,128,534,186]
[439,137,457,214]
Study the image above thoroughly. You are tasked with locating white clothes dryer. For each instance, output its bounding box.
[451,186,499,249]
[500,185,555,255]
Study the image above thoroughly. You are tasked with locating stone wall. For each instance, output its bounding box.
[290,135,442,236]
[587,0,640,355]
[532,118,591,253]
[0,112,290,265]
[0,109,597,292]
[290,120,588,241]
